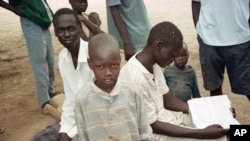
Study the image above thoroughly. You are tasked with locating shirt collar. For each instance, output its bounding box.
[91,78,121,102]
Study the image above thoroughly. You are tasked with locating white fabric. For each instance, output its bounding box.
[195,0,250,46]
[59,39,93,138]
[119,54,227,141]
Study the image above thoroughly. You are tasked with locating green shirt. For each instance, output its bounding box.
[9,0,53,29]
[164,65,201,102]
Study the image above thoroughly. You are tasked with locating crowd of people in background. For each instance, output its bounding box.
[0,0,249,140]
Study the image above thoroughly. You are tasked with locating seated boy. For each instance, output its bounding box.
[119,21,229,140]
[69,0,103,41]
[74,33,152,140]
[31,8,93,141]
[164,42,201,102]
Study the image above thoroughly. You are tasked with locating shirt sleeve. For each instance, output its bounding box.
[134,88,153,140]
[58,57,77,138]
[74,93,87,141]
[106,0,121,6]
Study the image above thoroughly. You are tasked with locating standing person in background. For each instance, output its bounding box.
[106,0,151,61]
[164,42,201,102]
[0,0,60,118]
[192,0,250,101]
[69,0,103,41]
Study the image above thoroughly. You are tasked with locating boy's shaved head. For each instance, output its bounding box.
[88,33,120,59]
[88,33,121,93]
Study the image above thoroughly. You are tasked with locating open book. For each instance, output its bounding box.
[187,95,240,129]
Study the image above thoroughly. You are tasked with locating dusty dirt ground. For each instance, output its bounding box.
[0,0,249,141]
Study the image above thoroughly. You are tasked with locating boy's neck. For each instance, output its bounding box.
[136,49,155,74]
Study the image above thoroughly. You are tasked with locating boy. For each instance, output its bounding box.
[164,42,201,102]
[119,21,228,140]
[31,8,93,141]
[69,0,103,41]
[75,33,152,140]
[89,12,101,27]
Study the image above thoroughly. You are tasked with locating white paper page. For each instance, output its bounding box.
[187,95,240,129]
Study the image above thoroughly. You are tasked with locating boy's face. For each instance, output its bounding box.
[89,14,101,27]
[70,0,88,13]
[54,14,81,50]
[155,41,182,68]
[173,48,188,70]
[88,49,121,93]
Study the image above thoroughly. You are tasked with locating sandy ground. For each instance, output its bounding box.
[0,0,249,140]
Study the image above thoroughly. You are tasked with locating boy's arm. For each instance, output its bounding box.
[109,5,134,61]
[58,63,77,140]
[191,71,201,98]
[78,15,104,35]
[191,0,201,27]
[151,120,228,139]
[0,0,23,16]
[163,93,189,113]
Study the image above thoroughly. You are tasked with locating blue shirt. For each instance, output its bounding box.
[106,0,151,51]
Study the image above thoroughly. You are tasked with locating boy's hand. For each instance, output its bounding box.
[59,133,72,141]
[123,42,135,61]
[199,124,228,139]
[231,107,236,118]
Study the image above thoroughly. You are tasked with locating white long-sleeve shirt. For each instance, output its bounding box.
[58,39,93,138]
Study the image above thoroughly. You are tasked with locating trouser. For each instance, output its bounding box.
[20,17,55,107]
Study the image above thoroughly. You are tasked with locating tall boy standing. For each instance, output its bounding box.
[192,0,250,101]
[0,0,58,117]
[119,21,228,141]
[75,33,152,140]
[106,0,151,60]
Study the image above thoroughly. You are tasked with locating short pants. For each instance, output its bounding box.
[198,36,250,95]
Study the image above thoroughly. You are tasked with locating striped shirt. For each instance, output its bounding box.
[75,79,152,141]
[164,65,201,102]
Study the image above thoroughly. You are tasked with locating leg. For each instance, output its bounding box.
[210,86,223,96]
[20,17,53,107]
[31,121,60,141]
[44,29,56,98]
[247,95,250,102]
[224,41,250,96]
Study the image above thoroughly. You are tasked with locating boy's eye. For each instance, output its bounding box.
[96,65,103,69]
[56,28,64,34]
[112,64,118,68]
[68,27,76,32]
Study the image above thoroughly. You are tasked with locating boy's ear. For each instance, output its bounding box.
[153,40,163,52]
